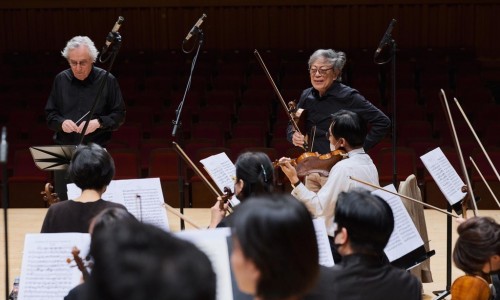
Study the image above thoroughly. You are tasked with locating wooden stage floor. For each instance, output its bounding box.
[0,208,498,299]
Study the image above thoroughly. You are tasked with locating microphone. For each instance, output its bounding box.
[0,127,7,164]
[374,19,397,57]
[101,16,124,55]
[184,14,207,42]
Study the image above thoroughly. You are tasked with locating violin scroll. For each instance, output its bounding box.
[219,186,234,211]
[67,246,91,282]
[41,183,60,207]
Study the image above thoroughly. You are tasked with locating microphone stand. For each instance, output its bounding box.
[374,27,397,188]
[78,32,122,144]
[172,29,204,230]
[1,127,9,300]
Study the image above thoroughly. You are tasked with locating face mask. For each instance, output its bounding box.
[330,140,340,152]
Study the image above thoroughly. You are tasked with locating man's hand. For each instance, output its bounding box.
[279,157,300,185]
[62,120,79,133]
[292,131,305,147]
[77,119,101,135]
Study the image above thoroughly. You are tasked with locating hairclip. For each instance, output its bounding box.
[260,164,268,183]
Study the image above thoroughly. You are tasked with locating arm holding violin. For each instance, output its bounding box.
[208,197,230,229]
[348,92,390,151]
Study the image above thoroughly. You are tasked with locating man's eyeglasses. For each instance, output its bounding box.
[309,67,333,76]
[69,60,90,67]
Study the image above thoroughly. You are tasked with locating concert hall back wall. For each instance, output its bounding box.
[0,0,498,58]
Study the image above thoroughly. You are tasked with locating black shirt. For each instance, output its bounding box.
[45,66,126,146]
[287,81,390,154]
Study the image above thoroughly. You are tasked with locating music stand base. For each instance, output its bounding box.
[432,289,450,300]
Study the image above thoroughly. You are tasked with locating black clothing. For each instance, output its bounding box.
[64,283,87,300]
[324,253,421,300]
[287,81,390,154]
[41,199,126,233]
[45,66,126,146]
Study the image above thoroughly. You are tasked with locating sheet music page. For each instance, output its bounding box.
[420,147,466,205]
[67,178,169,231]
[18,233,91,300]
[372,185,424,262]
[200,152,236,194]
[313,218,334,267]
[176,228,233,300]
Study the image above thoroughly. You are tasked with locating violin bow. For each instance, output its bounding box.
[439,89,477,217]
[253,49,308,151]
[172,142,233,213]
[349,176,458,218]
[453,97,500,183]
[469,156,500,209]
[163,203,201,229]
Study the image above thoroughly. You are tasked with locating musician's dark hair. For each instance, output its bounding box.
[231,194,319,299]
[89,207,137,235]
[453,216,500,275]
[334,189,394,254]
[235,151,274,200]
[89,220,216,300]
[329,110,367,148]
[68,143,115,191]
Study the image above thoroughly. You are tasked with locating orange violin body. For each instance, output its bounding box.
[451,275,491,300]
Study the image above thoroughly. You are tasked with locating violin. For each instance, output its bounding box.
[219,186,234,210]
[450,274,492,300]
[67,246,91,282]
[41,182,60,207]
[274,149,347,177]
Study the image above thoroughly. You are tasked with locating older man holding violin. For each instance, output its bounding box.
[280,110,379,261]
[287,49,390,192]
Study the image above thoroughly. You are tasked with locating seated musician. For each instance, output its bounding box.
[280,109,378,258]
[208,151,274,228]
[87,219,216,300]
[326,189,421,299]
[452,216,500,300]
[41,143,127,233]
[287,48,390,192]
[230,194,319,300]
[64,207,137,300]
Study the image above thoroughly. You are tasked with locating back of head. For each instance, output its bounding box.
[235,152,274,200]
[232,194,319,299]
[334,189,394,254]
[68,143,115,191]
[453,216,500,275]
[89,221,216,300]
[330,109,367,148]
[89,207,137,235]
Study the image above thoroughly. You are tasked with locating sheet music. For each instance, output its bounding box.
[176,228,233,300]
[67,178,169,231]
[200,152,242,206]
[313,218,335,267]
[18,233,91,300]
[372,185,424,262]
[420,147,466,205]
[200,152,235,194]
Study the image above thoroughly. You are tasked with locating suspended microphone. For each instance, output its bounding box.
[184,14,207,42]
[0,127,7,164]
[101,16,124,55]
[374,19,397,58]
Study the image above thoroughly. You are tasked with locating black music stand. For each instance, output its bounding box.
[29,145,77,171]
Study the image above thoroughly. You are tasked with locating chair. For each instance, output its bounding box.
[8,149,50,208]
[226,138,260,160]
[148,148,184,207]
[112,123,143,149]
[231,121,269,145]
[376,147,417,187]
[108,149,141,180]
